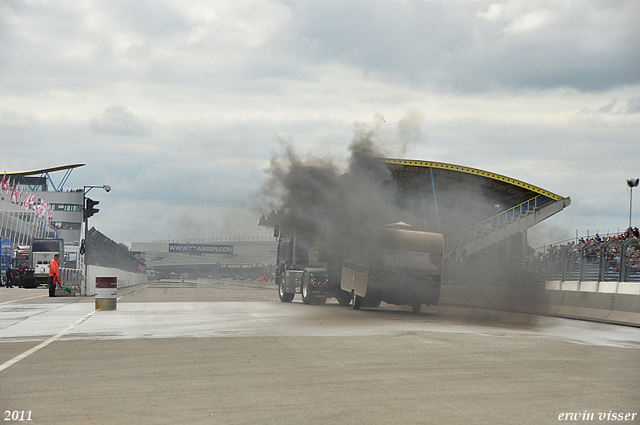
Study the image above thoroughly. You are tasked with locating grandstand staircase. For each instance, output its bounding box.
[445,195,571,255]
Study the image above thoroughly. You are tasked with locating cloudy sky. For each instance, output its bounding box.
[1,0,639,246]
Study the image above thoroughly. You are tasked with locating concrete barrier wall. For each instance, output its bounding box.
[439,284,640,327]
[619,283,640,295]
[84,265,148,296]
[545,281,640,294]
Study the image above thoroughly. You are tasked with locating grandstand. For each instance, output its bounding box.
[258,158,571,274]
[383,159,571,264]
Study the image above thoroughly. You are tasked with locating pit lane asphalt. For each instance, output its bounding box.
[1,279,639,425]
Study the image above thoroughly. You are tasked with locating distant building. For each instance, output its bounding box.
[42,189,84,244]
[0,164,85,249]
[131,240,277,280]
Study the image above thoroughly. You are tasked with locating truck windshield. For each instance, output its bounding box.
[32,241,62,252]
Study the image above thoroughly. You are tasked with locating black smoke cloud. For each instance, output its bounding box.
[258,128,398,252]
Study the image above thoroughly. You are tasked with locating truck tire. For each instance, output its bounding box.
[411,302,421,313]
[278,275,294,303]
[352,292,363,310]
[301,271,313,305]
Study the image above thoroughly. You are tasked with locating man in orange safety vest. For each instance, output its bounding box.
[48,254,60,297]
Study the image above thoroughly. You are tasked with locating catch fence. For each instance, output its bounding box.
[85,227,145,274]
[445,238,640,286]
[539,238,640,283]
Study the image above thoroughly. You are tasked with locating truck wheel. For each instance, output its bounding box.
[411,302,421,313]
[278,276,294,303]
[336,291,351,306]
[352,292,363,310]
[301,271,313,305]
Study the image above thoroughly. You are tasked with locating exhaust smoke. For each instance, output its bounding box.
[256,117,546,327]
[257,128,398,252]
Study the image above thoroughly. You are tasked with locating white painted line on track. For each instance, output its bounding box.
[0,294,47,305]
[117,285,148,300]
[0,309,99,374]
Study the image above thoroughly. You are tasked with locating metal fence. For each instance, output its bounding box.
[60,267,83,287]
[540,238,640,283]
[85,227,145,274]
[444,237,640,286]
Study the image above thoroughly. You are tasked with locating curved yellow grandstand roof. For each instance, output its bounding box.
[0,164,85,177]
[383,158,563,202]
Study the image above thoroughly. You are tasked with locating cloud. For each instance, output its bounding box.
[90,105,150,136]
[627,97,640,114]
[476,4,504,22]
[502,10,557,34]
[477,3,558,34]
[1,0,639,245]
[580,96,640,115]
[282,0,640,92]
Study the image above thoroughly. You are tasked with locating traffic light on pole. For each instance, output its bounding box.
[85,198,100,219]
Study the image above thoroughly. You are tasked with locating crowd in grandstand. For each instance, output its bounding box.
[534,227,640,281]
[447,226,640,285]
[443,225,640,286]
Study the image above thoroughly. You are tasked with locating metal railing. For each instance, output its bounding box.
[443,237,640,287]
[446,195,552,249]
[60,268,82,287]
[540,239,640,283]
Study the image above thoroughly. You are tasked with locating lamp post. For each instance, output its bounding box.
[82,185,111,295]
[628,179,639,230]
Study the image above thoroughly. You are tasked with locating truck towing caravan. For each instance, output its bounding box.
[260,206,444,313]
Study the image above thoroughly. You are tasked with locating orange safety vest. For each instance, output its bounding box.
[49,258,59,277]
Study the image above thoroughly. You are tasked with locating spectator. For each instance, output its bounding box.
[5,266,14,288]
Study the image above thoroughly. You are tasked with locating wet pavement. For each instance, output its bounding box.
[1,279,639,424]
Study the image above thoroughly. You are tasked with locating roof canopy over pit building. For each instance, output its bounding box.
[260,158,571,263]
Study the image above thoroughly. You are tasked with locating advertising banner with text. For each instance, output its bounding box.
[168,243,234,255]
